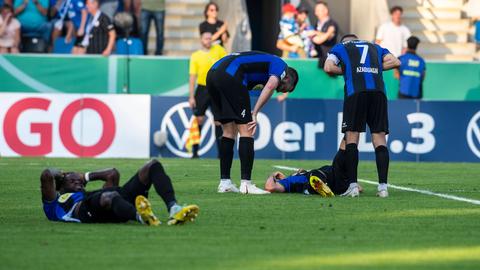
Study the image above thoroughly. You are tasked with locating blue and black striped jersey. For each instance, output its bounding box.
[211,51,288,90]
[329,40,390,97]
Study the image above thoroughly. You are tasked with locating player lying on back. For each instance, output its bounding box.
[265,140,363,196]
[40,159,199,226]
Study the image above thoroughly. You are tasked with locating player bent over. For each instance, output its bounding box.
[40,159,199,226]
[207,51,299,194]
[265,140,363,196]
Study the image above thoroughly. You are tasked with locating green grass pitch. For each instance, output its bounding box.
[0,157,479,270]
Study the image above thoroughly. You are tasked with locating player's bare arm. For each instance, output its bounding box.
[248,75,279,135]
[324,59,343,75]
[264,172,286,193]
[382,54,401,70]
[40,168,61,201]
[85,168,120,188]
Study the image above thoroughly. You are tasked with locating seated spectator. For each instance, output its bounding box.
[199,2,228,47]
[375,6,411,57]
[276,3,306,59]
[395,36,426,99]
[14,0,50,43]
[311,1,338,68]
[99,0,118,20]
[141,0,165,55]
[0,3,21,53]
[50,0,87,54]
[81,0,115,55]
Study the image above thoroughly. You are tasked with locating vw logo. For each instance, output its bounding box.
[466,111,480,159]
[160,102,216,158]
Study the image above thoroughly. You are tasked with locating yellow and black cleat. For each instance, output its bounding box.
[135,195,161,226]
[167,205,200,225]
[309,176,335,197]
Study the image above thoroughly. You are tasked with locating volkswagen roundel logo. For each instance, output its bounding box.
[467,111,480,159]
[160,102,216,158]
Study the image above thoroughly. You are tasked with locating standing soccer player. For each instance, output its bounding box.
[188,31,227,158]
[324,34,400,197]
[207,51,299,194]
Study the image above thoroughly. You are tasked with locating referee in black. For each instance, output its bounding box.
[324,34,400,198]
[82,0,116,56]
[207,51,299,195]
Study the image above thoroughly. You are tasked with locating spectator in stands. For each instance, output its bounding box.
[14,0,51,44]
[276,3,306,59]
[140,0,164,55]
[297,7,315,58]
[311,1,338,68]
[395,36,426,99]
[99,0,118,20]
[122,0,139,37]
[50,0,87,54]
[0,3,20,53]
[199,2,229,47]
[81,0,115,55]
[376,6,411,57]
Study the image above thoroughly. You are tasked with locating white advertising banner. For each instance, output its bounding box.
[0,93,150,158]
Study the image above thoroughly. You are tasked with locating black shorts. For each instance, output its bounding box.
[193,85,211,116]
[342,91,389,134]
[206,69,252,124]
[78,173,149,223]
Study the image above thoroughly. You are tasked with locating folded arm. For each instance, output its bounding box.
[85,168,120,188]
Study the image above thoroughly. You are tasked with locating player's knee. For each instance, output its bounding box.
[138,159,162,184]
[100,191,120,209]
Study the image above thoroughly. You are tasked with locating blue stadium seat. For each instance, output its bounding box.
[53,37,75,54]
[115,38,144,55]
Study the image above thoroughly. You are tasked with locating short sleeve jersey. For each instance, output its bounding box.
[86,12,114,54]
[211,51,288,90]
[329,40,390,97]
[189,44,227,86]
[43,192,85,222]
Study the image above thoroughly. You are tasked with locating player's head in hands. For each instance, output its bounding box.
[55,172,86,192]
[277,67,299,93]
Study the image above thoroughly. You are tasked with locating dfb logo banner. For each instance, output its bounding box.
[0,93,150,158]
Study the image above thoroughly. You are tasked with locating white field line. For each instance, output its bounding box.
[273,165,480,206]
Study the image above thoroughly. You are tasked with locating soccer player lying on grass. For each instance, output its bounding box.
[264,141,363,196]
[40,159,199,226]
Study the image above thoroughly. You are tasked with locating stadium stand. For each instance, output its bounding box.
[115,37,144,55]
[159,0,207,56]
[392,0,475,61]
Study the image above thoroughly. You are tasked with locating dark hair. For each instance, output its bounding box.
[204,2,219,19]
[297,7,309,15]
[287,67,299,92]
[1,4,14,13]
[316,1,328,8]
[407,36,420,50]
[340,34,358,42]
[390,6,403,14]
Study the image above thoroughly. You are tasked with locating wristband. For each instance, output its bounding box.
[84,172,91,182]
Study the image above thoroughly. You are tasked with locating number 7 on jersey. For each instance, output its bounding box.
[356,45,369,64]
